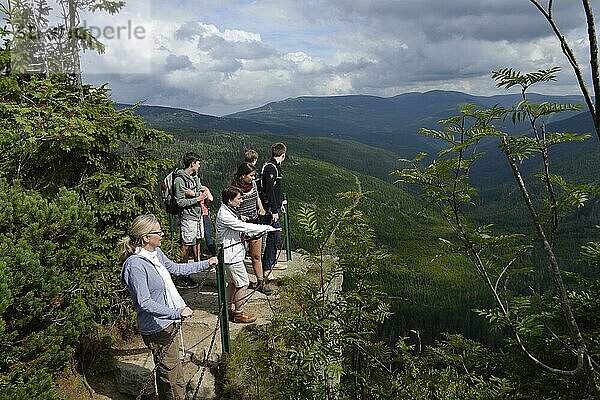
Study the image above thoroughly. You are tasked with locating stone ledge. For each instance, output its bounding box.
[113,251,311,399]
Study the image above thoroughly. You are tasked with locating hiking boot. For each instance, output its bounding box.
[228,309,236,322]
[232,311,257,324]
[175,276,198,289]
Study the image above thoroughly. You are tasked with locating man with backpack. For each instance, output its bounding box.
[173,152,210,288]
[260,143,287,273]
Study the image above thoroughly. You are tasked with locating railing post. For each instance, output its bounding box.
[216,245,230,353]
[283,193,292,261]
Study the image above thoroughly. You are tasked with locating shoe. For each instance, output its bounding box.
[256,280,273,296]
[228,309,235,322]
[232,311,257,324]
[176,276,198,289]
[249,280,261,290]
[272,262,288,271]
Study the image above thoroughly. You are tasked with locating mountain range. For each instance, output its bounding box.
[129,89,599,237]
[119,90,589,157]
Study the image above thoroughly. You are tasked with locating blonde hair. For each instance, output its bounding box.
[244,149,258,163]
[117,214,159,264]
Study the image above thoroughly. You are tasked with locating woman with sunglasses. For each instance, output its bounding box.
[118,214,217,400]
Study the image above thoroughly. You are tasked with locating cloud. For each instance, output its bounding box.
[86,16,378,115]
[165,54,193,71]
[79,0,594,115]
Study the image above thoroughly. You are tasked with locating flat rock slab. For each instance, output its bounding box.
[114,353,155,396]
[112,251,310,399]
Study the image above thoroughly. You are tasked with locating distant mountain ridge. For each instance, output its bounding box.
[119,90,587,156]
[226,90,584,137]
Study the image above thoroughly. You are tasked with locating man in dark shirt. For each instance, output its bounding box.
[261,143,287,272]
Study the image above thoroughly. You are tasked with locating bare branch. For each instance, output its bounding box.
[514,330,584,376]
[539,123,559,241]
[529,0,600,141]
[582,0,600,134]
[504,145,600,392]
[494,256,518,293]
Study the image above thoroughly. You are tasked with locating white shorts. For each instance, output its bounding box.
[224,261,249,288]
[180,218,203,245]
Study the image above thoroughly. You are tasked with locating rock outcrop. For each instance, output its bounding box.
[113,251,311,399]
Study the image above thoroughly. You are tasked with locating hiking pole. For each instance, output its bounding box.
[215,245,231,353]
[179,324,186,360]
[168,213,175,254]
[283,193,292,261]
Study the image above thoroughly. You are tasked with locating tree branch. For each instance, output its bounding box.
[582,0,600,137]
[529,0,600,141]
[513,329,584,376]
[504,146,600,392]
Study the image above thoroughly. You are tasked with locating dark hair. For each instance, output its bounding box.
[271,142,287,157]
[222,186,243,204]
[244,149,258,163]
[183,152,202,168]
[232,162,257,185]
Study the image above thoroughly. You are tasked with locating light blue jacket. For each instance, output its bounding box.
[121,247,211,335]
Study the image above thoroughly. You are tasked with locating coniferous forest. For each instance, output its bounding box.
[2,1,600,399]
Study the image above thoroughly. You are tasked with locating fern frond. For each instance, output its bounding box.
[419,127,455,143]
[492,66,561,89]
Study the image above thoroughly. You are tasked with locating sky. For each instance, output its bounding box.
[67,1,597,115]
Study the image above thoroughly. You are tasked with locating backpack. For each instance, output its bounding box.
[160,168,180,214]
[257,161,276,203]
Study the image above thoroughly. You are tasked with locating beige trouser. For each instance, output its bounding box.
[142,323,184,400]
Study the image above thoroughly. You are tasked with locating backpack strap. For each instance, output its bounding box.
[261,162,279,179]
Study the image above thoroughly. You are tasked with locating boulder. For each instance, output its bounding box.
[114,353,155,396]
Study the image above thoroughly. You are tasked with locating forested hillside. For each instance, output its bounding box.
[2,0,600,395]
[156,130,498,348]
[227,91,583,138]
[143,97,600,349]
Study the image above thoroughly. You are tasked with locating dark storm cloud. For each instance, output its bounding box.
[165,54,193,71]
[327,0,585,42]
[198,35,277,60]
